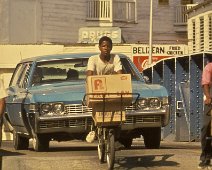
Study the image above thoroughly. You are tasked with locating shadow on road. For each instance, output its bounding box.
[131,142,200,150]
[0,149,25,170]
[28,146,97,152]
[115,154,180,169]
[0,149,25,156]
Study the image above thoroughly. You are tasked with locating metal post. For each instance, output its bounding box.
[148,0,153,65]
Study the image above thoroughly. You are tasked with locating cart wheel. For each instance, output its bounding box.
[97,128,105,163]
[98,140,105,163]
[106,130,115,170]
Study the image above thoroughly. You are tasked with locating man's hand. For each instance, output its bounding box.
[86,70,93,77]
[203,84,211,105]
[204,96,212,105]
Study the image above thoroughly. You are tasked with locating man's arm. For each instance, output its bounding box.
[203,84,211,105]
[86,56,95,77]
[202,63,212,105]
[86,70,93,76]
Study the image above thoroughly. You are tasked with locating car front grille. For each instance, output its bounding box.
[65,104,92,115]
[39,117,93,129]
[64,104,135,114]
[125,105,136,111]
[39,104,161,129]
[125,115,161,124]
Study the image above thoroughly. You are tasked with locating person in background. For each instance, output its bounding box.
[66,69,79,80]
[86,36,122,76]
[31,67,43,86]
[199,61,212,168]
[0,75,7,147]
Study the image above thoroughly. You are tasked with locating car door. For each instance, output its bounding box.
[6,62,32,133]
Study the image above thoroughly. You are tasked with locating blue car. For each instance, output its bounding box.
[4,53,170,151]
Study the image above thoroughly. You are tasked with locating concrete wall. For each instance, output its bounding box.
[0,45,64,86]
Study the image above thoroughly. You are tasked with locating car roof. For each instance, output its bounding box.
[20,53,128,63]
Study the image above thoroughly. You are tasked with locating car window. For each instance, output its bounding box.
[18,63,32,89]
[10,62,32,88]
[29,56,143,86]
[10,63,24,86]
[31,58,88,86]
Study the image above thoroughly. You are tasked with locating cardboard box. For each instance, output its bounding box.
[86,74,132,110]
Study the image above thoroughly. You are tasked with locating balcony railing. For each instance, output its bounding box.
[87,0,137,23]
[175,4,197,25]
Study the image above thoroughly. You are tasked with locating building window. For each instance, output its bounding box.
[87,0,137,23]
[192,20,196,52]
[209,16,212,50]
[181,0,193,5]
[87,0,111,21]
[200,17,204,52]
[158,0,169,5]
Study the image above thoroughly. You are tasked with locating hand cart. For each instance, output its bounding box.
[85,92,139,170]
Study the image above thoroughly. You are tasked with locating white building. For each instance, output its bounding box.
[0,0,206,44]
[187,0,212,53]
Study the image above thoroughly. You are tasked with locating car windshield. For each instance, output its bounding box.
[31,57,143,86]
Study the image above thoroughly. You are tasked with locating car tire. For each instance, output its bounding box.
[32,134,49,152]
[13,130,29,150]
[143,127,161,149]
[119,138,133,149]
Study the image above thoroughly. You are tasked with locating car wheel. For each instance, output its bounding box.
[32,134,49,152]
[13,130,29,150]
[143,127,161,149]
[119,138,133,149]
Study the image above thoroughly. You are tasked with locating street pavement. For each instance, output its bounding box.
[0,139,205,170]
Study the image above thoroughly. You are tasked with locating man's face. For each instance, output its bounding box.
[99,41,112,57]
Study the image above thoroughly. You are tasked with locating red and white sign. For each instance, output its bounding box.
[131,44,187,72]
[133,56,169,72]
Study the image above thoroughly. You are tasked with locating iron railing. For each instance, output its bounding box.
[87,0,137,23]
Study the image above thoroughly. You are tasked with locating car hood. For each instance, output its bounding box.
[132,81,168,97]
[28,81,86,104]
[27,80,168,103]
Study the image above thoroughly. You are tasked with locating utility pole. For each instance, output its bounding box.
[148,0,153,66]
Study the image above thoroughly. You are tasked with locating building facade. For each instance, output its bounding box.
[0,0,205,45]
[187,0,212,53]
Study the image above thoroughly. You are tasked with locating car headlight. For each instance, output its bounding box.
[41,104,52,114]
[52,103,64,114]
[137,98,148,109]
[149,98,161,108]
[137,98,161,110]
[40,103,64,115]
